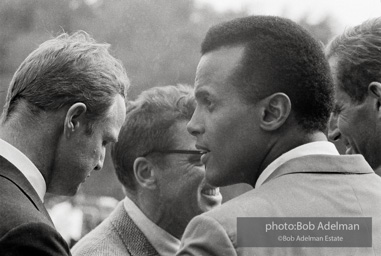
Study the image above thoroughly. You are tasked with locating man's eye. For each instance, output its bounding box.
[201,97,215,111]
[201,97,211,106]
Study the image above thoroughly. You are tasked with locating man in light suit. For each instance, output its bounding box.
[177,16,381,255]
[72,85,222,256]
[325,17,381,175]
[0,31,129,255]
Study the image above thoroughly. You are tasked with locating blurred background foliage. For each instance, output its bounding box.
[0,0,340,202]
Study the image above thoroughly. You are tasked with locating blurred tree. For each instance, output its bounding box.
[75,0,248,99]
[0,0,336,99]
[0,0,35,74]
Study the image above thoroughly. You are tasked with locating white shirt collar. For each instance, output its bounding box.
[123,196,180,256]
[255,141,340,188]
[0,138,46,201]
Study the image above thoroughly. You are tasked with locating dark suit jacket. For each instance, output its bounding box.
[0,156,70,256]
[178,154,381,256]
[71,200,159,256]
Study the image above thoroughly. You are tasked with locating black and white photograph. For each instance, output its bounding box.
[0,0,380,255]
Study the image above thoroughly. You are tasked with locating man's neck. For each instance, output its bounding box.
[253,130,328,186]
[0,113,61,184]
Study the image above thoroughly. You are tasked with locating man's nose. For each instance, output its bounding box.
[328,113,341,141]
[94,161,103,171]
[94,151,105,171]
[187,112,204,136]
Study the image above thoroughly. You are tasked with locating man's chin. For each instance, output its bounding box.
[46,182,78,196]
[64,183,82,197]
[205,173,232,188]
[205,167,223,187]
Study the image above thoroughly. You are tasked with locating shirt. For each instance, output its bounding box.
[255,141,340,188]
[0,138,46,201]
[123,196,180,256]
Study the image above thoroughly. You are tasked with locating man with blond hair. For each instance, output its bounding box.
[0,31,129,255]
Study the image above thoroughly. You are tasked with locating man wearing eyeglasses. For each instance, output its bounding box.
[71,84,222,256]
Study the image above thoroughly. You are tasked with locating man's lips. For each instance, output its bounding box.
[82,172,92,183]
[201,186,220,196]
[201,153,209,165]
[196,144,209,152]
[198,180,222,211]
[200,181,221,198]
[200,184,222,209]
[196,144,210,164]
[345,146,354,155]
[343,139,356,155]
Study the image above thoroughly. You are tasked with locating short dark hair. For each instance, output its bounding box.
[111,84,195,192]
[326,17,381,103]
[201,15,334,133]
[2,31,129,129]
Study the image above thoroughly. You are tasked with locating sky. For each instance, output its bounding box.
[195,0,381,32]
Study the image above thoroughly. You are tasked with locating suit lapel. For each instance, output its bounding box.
[0,156,53,224]
[263,154,374,185]
[110,202,160,256]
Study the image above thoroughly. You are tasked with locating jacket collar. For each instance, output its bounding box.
[0,156,53,224]
[263,154,374,185]
[110,202,160,256]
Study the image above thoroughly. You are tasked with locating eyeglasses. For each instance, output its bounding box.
[142,149,204,166]
[142,149,203,157]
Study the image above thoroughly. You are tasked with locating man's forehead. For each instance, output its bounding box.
[195,54,216,87]
[195,46,244,91]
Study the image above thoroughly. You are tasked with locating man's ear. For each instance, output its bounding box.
[259,93,291,131]
[64,103,87,139]
[133,157,157,190]
[369,82,381,113]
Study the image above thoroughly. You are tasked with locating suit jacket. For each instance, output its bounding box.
[71,201,159,256]
[0,156,71,255]
[177,154,381,256]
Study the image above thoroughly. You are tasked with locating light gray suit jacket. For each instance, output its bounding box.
[72,200,159,256]
[177,155,381,256]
